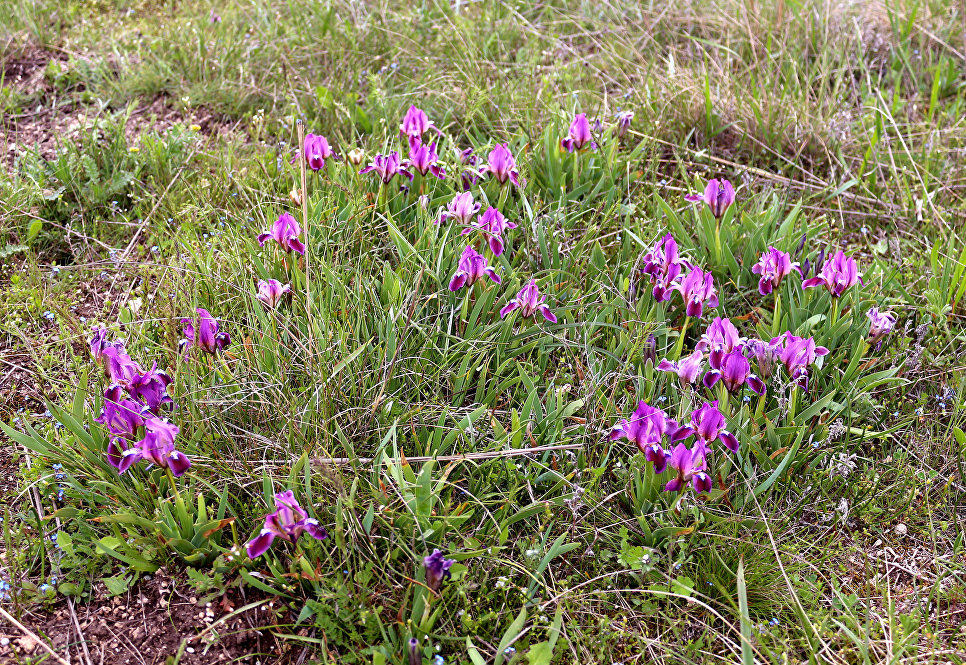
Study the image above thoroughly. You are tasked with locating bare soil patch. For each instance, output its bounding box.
[0,570,303,664]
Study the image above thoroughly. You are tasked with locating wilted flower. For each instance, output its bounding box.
[423,549,455,592]
[479,143,524,187]
[866,308,897,348]
[609,401,676,472]
[90,328,139,383]
[664,443,712,493]
[408,639,421,665]
[676,267,719,318]
[400,105,437,139]
[673,401,739,453]
[560,113,595,152]
[772,332,828,389]
[347,148,366,166]
[657,350,705,386]
[642,334,657,366]
[246,490,328,559]
[448,246,501,291]
[703,349,765,394]
[181,308,230,355]
[461,207,517,256]
[90,327,121,366]
[696,317,746,370]
[299,133,336,171]
[457,147,481,191]
[439,192,481,226]
[359,152,414,184]
[117,416,190,477]
[500,279,557,323]
[802,249,863,297]
[258,212,306,255]
[752,247,801,296]
[257,279,291,309]
[613,110,634,138]
[289,186,303,207]
[408,138,446,179]
[685,179,735,218]
[744,338,782,380]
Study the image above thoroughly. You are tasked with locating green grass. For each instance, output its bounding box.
[3,0,966,663]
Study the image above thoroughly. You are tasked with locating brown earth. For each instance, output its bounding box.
[0,570,313,664]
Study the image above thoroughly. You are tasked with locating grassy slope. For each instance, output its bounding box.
[2,0,966,663]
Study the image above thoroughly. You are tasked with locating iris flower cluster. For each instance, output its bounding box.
[617,209,895,495]
[90,328,189,477]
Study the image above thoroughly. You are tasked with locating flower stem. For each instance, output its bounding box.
[788,386,799,422]
[772,292,782,337]
[830,297,841,328]
[672,316,691,361]
[165,468,183,504]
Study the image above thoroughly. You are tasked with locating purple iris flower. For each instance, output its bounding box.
[866,308,896,348]
[461,207,517,256]
[423,549,455,592]
[439,192,481,226]
[448,246,501,291]
[696,317,746,370]
[676,267,719,318]
[772,332,829,389]
[181,308,230,355]
[100,344,141,386]
[744,338,782,380]
[479,143,524,187]
[399,105,437,139]
[673,401,739,453]
[639,233,691,302]
[560,113,595,152]
[664,443,712,493]
[609,401,677,473]
[257,279,291,309]
[127,362,174,413]
[117,416,190,477]
[752,247,801,296]
[657,350,705,387]
[802,249,863,297]
[614,110,634,138]
[703,349,765,394]
[299,133,336,171]
[685,179,736,218]
[499,279,557,323]
[258,212,306,255]
[246,490,328,559]
[98,386,147,469]
[359,152,415,185]
[98,385,145,439]
[408,138,446,179]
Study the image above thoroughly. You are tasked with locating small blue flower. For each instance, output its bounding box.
[432,657,444,665]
